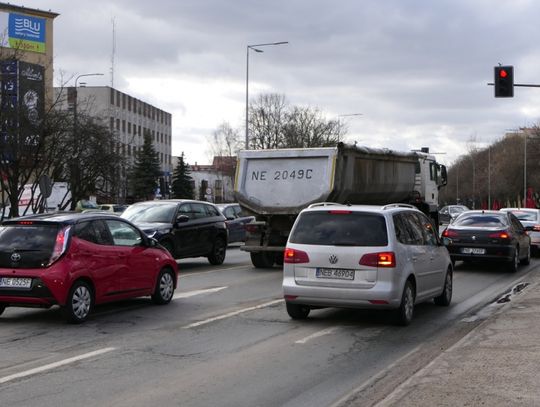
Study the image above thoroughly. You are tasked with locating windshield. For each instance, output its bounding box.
[0,224,60,268]
[121,203,177,223]
[454,214,508,228]
[289,211,388,246]
[509,211,538,222]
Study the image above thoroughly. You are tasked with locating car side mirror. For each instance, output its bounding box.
[524,225,534,232]
[148,237,159,247]
[175,215,190,226]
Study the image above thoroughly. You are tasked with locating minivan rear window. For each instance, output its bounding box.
[289,212,388,246]
[0,224,60,268]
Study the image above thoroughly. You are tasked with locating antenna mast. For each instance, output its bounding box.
[110,17,116,88]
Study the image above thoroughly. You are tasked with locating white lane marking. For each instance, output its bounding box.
[173,286,227,299]
[0,347,116,385]
[295,327,339,344]
[183,299,284,329]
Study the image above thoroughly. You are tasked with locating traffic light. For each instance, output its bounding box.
[494,66,514,97]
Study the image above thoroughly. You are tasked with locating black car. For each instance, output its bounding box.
[438,205,469,224]
[216,203,255,243]
[121,200,228,265]
[442,210,531,272]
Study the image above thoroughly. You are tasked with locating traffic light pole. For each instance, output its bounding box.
[488,83,540,87]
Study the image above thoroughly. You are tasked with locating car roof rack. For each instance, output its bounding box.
[381,203,417,210]
[307,202,341,208]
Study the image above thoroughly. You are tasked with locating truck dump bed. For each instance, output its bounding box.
[235,144,418,216]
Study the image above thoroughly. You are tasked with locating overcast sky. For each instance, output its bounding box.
[20,0,540,166]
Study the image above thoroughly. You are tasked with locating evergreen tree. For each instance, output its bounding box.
[131,133,162,200]
[171,152,194,199]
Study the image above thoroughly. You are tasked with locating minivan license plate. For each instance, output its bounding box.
[0,277,32,288]
[316,268,355,280]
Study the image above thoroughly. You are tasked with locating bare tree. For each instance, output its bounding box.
[246,93,345,149]
[207,121,241,158]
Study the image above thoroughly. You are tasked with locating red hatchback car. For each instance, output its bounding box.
[0,212,178,323]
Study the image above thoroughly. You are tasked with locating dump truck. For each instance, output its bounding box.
[234,143,448,268]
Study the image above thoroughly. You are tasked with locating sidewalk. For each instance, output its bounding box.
[376,271,540,407]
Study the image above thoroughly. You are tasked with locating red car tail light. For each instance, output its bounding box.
[442,229,458,238]
[488,231,511,240]
[48,226,71,266]
[533,225,540,232]
[359,252,396,268]
[284,248,310,264]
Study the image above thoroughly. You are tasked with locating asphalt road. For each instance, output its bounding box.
[0,246,537,407]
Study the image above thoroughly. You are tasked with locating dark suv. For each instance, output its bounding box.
[121,200,228,265]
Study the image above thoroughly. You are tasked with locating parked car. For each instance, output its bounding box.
[282,203,452,326]
[99,203,129,214]
[500,208,540,255]
[121,200,228,265]
[0,212,178,323]
[438,205,469,224]
[442,210,531,272]
[216,203,255,243]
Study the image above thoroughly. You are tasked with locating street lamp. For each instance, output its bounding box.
[73,73,103,133]
[71,73,103,209]
[245,41,288,149]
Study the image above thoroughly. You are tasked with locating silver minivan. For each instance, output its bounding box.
[282,203,453,325]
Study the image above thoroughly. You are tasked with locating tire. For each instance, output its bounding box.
[521,245,531,266]
[395,281,415,326]
[160,239,175,258]
[434,268,453,306]
[286,302,310,320]
[64,280,93,324]
[0,304,5,316]
[507,247,519,273]
[250,252,275,268]
[208,237,226,265]
[152,268,175,305]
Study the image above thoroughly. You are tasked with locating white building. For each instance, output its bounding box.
[55,86,173,201]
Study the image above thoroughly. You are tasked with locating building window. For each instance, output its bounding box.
[116,119,120,130]
[128,96,131,112]
[122,94,126,110]
[116,90,120,107]
[110,117,114,130]
[138,125,141,136]
[110,89,114,105]
[122,120,126,132]
[127,122,131,134]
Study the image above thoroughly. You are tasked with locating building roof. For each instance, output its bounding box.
[0,2,59,18]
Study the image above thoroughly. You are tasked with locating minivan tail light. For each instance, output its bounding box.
[48,226,71,266]
[284,248,310,264]
[359,252,396,268]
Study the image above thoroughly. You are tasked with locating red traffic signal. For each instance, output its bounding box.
[494,66,514,97]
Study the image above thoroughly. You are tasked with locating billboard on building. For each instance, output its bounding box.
[0,60,44,162]
[0,12,46,54]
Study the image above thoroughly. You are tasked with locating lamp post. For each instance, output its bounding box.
[73,73,103,134]
[245,41,288,149]
[71,73,103,209]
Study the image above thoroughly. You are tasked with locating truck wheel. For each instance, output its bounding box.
[250,252,274,268]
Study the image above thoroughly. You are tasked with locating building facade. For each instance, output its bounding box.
[56,86,173,201]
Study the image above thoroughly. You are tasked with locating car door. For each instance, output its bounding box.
[400,212,433,300]
[414,212,447,296]
[223,205,241,242]
[509,214,530,258]
[71,220,123,302]
[173,203,201,257]
[104,219,155,294]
